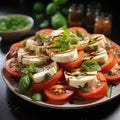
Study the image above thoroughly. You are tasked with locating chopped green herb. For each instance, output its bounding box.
[0,15,31,31]
[32,93,42,101]
[88,37,95,45]
[76,30,85,40]
[44,73,52,81]
[94,46,98,51]
[108,70,112,75]
[36,34,45,45]
[78,82,90,92]
[107,85,112,98]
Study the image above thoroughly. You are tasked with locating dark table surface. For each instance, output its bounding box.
[1,1,120,120]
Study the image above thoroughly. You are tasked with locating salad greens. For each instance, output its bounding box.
[0,15,31,31]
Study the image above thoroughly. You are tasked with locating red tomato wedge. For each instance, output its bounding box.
[106,37,120,50]
[36,28,53,35]
[10,42,23,58]
[116,58,120,65]
[101,53,116,73]
[32,68,63,91]
[44,84,74,101]
[105,74,120,81]
[5,58,22,78]
[69,27,88,34]
[106,37,120,65]
[59,50,84,69]
[105,65,120,81]
[77,72,108,100]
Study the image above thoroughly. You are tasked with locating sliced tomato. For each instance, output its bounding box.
[23,36,35,41]
[5,58,22,78]
[36,28,53,35]
[101,53,116,73]
[69,27,88,34]
[32,68,63,91]
[44,84,74,101]
[115,49,120,65]
[116,58,120,65]
[106,37,120,50]
[10,42,23,58]
[105,65,120,81]
[59,50,84,69]
[77,72,108,100]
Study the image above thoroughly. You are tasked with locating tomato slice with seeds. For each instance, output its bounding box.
[44,84,75,101]
[101,53,116,73]
[77,72,108,100]
[106,37,120,50]
[10,42,23,58]
[105,65,120,81]
[5,58,22,78]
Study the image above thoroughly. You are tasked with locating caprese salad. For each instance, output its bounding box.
[4,26,120,104]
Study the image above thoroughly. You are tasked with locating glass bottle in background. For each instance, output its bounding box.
[68,3,84,26]
[94,12,112,37]
[84,1,102,29]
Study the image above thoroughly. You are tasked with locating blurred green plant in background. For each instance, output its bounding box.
[33,0,68,29]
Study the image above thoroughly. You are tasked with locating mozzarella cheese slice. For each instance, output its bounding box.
[51,29,64,37]
[71,38,89,50]
[89,39,106,49]
[25,39,36,51]
[64,71,98,88]
[88,34,107,49]
[33,62,58,83]
[92,48,108,64]
[17,48,28,63]
[21,54,49,65]
[50,49,78,63]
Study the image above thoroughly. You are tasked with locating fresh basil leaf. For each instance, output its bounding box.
[19,73,33,94]
[107,85,112,98]
[32,93,42,101]
[81,60,101,72]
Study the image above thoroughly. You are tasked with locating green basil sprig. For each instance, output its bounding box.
[81,60,101,72]
[18,73,33,94]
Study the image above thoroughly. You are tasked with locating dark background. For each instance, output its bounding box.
[0,0,120,120]
[1,0,120,42]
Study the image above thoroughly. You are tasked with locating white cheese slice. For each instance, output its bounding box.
[17,48,28,63]
[51,29,64,37]
[50,49,78,63]
[22,54,49,65]
[25,39,36,51]
[92,48,108,64]
[33,62,58,83]
[64,72,98,88]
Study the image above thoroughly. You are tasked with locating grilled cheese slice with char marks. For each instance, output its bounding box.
[17,48,49,65]
[33,62,58,83]
[64,71,99,88]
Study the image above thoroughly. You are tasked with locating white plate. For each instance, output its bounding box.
[1,52,120,109]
